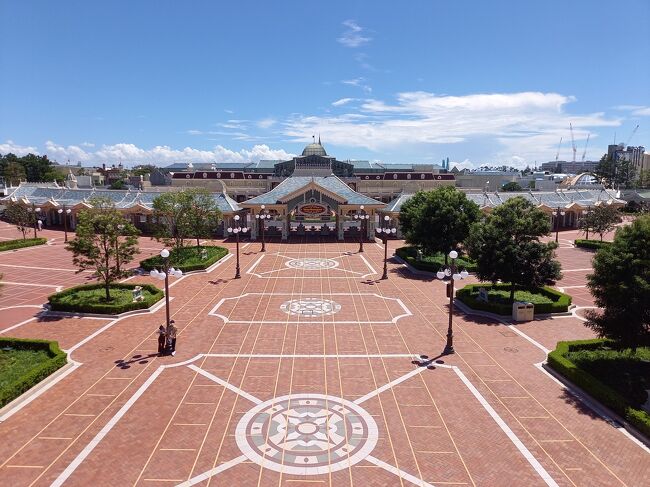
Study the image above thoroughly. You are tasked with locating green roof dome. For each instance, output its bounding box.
[301,141,327,157]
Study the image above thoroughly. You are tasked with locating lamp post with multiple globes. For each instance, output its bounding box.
[149,248,183,332]
[255,204,271,252]
[353,205,370,253]
[227,215,248,279]
[436,250,469,355]
[57,206,71,242]
[376,215,396,280]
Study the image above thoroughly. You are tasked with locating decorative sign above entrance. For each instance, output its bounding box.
[298,203,327,216]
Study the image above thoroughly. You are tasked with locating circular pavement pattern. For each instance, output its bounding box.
[285,258,339,271]
[280,298,342,317]
[235,394,378,475]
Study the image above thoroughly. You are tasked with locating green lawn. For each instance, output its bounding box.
[0,237,47,252]
[140,245,228,272]
[456,283,571,315]
[0,348,51,390]
[565,346,650,407]
[53,286,157,307]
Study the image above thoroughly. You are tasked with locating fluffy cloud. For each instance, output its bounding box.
[283,91,620,164]
[338,20,371,48]
[332,98,356,107]
[341,78,372,93]
[37,141,294,166]
[0,140,40,156]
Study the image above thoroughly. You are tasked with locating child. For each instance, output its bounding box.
[157,325,166,355]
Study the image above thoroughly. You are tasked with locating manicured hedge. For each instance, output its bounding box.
[575,239,612,250]
[547,339,650,438]
[456,283,572,315]
[0,337,67,408]
[395,246,477,273]
[140,245,229,272]
[48,283,163,314]
[0,237,47,252]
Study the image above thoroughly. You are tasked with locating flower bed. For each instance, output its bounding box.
[395,246,477,273]
[0,237,47,252]
[456,283,571,315]
[575,239,612,250]
[48,283,163,314]
[140,245,228,272]
[547,339,650,438]
[0,337,67,408]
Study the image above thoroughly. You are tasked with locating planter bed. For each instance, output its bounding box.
[547,339,650,438]
[0,337,67,408]
[395,246,477,273]
[140,245,228,272]
[48,283,163,314]
[575,239,612,251]
[0,237,47,252]
[456,283,571,315]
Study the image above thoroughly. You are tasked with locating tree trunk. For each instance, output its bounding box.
[444,253,448,266]
[105,279,110,302]
[510,283,516,303]
[197,236,200,247]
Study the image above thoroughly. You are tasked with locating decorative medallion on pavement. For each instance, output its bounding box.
[285,258,339,271]
[235,394,378,475]
[280,298,342,317]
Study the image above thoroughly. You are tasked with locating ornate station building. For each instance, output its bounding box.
[2,140,625,241]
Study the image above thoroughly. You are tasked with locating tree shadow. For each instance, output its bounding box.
[208,279,229,286]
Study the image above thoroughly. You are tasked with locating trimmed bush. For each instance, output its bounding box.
[0,237,47,252]
[48,283,163,314]
[456,283,571,315]
[395,246,477,273]
[575,239,612,250]
[0,337,67,408]
[140,245,228,272]
[547,339,650,438]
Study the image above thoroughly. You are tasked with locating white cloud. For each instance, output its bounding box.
[632,107,650,116]
[0,140,40,156]
[342,77,372,93]
[80,141,95,148]
[37,141,294,167]
[338,20,371,48]
[450,159,476,171]
[332,98,356,107]
[283,91,620,166]
[257,118,276,129]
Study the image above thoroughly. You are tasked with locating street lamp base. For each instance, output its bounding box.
[381,271,388,280]
[443,344,455,355]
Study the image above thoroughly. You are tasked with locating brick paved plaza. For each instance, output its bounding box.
[0,222,648,487]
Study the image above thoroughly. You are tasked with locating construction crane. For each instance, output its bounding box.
[569,123,577,162]
[625,124,639,147]
[555,137,563,162]
[581,133,590,162]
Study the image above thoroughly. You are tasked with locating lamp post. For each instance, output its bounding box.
[376,215,396,280]
[227,215,248,279]
[353,205,370,253]
[255,204,271,252]
[554,207,566,243]
[436,250,469,355]
[57,206,71,242]
[30,204,41,238]
[150,248,183,332]
[583,206,591,240]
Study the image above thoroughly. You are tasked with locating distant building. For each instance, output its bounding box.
[454,171,520,191]
[540,160,600,174]
[608,144,646,174]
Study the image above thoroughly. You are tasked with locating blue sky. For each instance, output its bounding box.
[1,0,649,168]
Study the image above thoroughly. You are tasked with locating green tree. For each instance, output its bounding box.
[584,205,622,241]
[636,168,650,189]
[466,197,562,302]
[594,153,636,189]
[186,188,222,247]
[502,181,523,192]
[131,164,157,177]
[152,188,221,249]
[5,202,33,240]
[66,197,140,301]
[585,215,650,351]
[399,187,480,264]
[3,161,26,185]
[109,179,127,190]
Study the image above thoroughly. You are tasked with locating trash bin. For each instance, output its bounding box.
[512,301,534,321]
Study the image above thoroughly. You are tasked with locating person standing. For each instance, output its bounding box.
[157,325,166,355]
[167,320,177,356]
